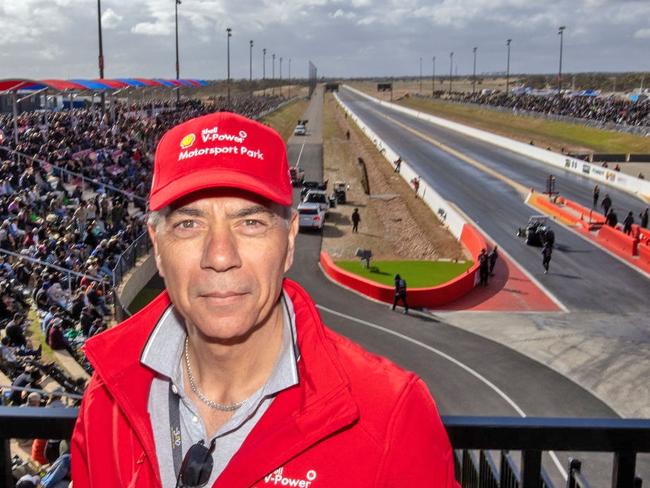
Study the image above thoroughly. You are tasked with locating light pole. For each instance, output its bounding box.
[449,51,454,94]
[272,53,276,95]
[506,39,512,95]
[432,56,436,96]
[280,56,283,80]
[558,25,566,96]
[262,48,266,80]
[472,47,477,94]
[288,58,291,98]
[174,0,181,103]
[97,0,104,79]
[226,27,232,104]
[249,40,253,82]
[418,57,422,94]
[97,0,105,111]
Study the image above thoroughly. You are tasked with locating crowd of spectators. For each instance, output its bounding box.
[0,92,286,487]
[434,90,650,128]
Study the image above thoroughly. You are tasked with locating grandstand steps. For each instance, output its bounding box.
[0,369,11,391]
[52,350,90,381]
[9,439,38,471]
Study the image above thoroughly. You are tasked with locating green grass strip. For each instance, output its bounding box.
[335,260,473,287]
[399,98,650,154]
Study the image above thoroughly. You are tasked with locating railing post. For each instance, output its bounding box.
[566,458,581,488]
[612,452,636,488]
[1,439,12,488]
[521,450,542,488]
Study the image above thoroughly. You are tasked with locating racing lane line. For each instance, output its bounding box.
[295,143,306,168]
[359,102,530,196]
[316,303,569,480]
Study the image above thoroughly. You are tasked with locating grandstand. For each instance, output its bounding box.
[0,87,288,485]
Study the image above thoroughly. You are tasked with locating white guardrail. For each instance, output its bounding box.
[333,92,467,241]
[343,85,650,202]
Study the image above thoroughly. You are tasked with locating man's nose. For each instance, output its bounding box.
[200,226,242,272]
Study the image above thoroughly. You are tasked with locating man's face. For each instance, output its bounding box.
[148,190,298,342]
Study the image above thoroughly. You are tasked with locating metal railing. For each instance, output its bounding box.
[1,412,648,487]
[445,416,649,488]
[111,231,151,321]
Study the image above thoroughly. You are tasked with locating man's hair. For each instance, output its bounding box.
[147,203,293,232]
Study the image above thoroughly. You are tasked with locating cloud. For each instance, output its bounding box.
[132,21,171,36]
[634,28,650,39]
[330,8,356,20]
[0,0,649,79]
[102,8,123,30]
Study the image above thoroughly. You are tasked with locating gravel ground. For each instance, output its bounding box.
[321,93,466,262]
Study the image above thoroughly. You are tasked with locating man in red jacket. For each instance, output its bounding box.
[71,112,458,487]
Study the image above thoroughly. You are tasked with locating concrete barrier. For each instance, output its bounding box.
[320,224,485,308]
[529,194,579,226]
[343,85,650,202]
[597,224,639,256]
[638,242,650,274]
[328,91,493,307]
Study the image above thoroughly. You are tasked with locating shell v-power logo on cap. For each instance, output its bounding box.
[180,133,196,149]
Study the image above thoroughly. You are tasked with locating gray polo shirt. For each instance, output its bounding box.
[141,294,300,488]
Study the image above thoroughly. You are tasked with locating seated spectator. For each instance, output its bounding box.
[46,279,69,311]
[10,368,42,405]
[84,281,109,316]
[41,306,58,333]
[15,474,42,488]
[47,323,69,351]
[0,336,19,374]
[5,312,27,348]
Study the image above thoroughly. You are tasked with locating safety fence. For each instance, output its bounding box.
[1,410,647,488]
[111,231,151,321]
[411,93,650,137]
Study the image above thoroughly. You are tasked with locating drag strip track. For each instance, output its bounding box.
[337,88,649,313]
[281,88,646,484]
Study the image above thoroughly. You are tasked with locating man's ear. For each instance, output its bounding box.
[147,223,165,278]
[283,211,299,273]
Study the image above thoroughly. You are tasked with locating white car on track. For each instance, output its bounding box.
[302,190,329,214]
[297,202,325,231]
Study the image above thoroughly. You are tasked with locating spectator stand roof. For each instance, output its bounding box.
[0,78,208,93]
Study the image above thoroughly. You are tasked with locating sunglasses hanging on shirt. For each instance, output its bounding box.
[170,384,216,487]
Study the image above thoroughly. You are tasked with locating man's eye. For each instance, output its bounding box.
[244,219,263,226]
[174,220,196,229]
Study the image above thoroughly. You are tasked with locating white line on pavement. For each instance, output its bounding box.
[296,143,305,168]
[317,303,569,480]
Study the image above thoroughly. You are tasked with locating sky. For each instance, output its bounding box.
[0,0,649,81]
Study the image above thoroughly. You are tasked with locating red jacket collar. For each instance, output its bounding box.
[83,279,359,487]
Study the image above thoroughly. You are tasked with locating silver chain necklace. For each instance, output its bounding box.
[183,336,246,412]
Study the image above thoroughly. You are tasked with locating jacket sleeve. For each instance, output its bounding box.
[376,377,459,487]
[71,376,96,487]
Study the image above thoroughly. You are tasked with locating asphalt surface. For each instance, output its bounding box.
[284,87,650,484]
[337,88,650,313]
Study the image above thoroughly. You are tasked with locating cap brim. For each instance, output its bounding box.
[149,168,292,211]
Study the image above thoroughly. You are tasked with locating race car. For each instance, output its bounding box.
[517,215,555,247]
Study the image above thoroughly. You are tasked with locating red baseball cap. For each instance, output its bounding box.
[149,112,292,210]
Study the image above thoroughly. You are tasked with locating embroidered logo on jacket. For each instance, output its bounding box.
[263,467,317,486]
